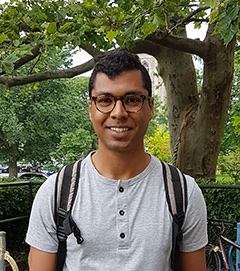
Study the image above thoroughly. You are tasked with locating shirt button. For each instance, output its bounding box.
[120,233,125,239]
[119,187,124,193]
[119,210,125,216]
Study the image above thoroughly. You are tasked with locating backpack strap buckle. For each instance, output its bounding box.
[63,212,84,244]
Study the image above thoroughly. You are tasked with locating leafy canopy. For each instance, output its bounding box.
[0,0,239,78]
[0,76,93,163]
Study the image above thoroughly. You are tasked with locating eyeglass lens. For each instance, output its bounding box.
[95,94,145,113]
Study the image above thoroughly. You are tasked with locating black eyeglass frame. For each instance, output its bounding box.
[91,93,151,113]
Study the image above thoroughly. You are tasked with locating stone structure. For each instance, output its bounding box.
[138,53,166,103]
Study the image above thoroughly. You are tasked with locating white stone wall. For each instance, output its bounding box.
[138,53,166,103]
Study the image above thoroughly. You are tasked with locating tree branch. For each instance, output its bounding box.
[189,18,209,23]
[146,30,207,59]
[0,44,41,76]
[132,39,163,58]
[80,44,104,59]
[168,7,210,34]
[0,58,95,87]
[14,44,41,71]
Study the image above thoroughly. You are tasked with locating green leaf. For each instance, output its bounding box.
[233,116,240,126]
[106,30,118,44]
[201,0,220,10]
[34,68,40,73]
[153,14,162,28]
[0,33,7,44]
[125,24,135,39]
[2,60,14,74]
[210,9,219,23]
[34,82,39,90]
[141,22,157,38]
[13,39,20,47]
[47,22,57,34]
[5,89,13,97]
[2,54,18,74]
[214,1,240,45]
[59,22,73,32]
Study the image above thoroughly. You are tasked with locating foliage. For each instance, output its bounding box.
[145,125,171,162]
[0,177,42,257]
[0,76,94,175]
[209,0,240,45]
[233,116,240,134]
[218,148,240,183]
[145,94,168,138]
[0,0,238,81]
[52,128,97,165]
[0,0,238,179]
[193,55,204,93]
[197,177,240,247]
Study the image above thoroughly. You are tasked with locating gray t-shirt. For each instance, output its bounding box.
[26,153,208,271]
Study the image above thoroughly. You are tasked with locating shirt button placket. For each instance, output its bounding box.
[117,181,129,249]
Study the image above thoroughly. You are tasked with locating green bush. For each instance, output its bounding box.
[0,177,42,261]
[218,148,240,183]
[1,174,240,262]
[197,178,240,249]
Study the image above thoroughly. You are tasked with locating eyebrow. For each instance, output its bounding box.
[94,90,145,96]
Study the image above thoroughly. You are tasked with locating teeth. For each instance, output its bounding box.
[110,127,129,132]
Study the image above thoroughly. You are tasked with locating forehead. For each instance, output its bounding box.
[92,70,147,96]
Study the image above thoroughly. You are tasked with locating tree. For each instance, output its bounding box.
[0,0,239,179]
[0,76,94,176]
[51,128,96,165]
[145,94,168,138]
[145,125,171,162]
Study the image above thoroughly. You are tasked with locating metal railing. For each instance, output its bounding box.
[0,181,240,270]
[200,184,240,190]
[0,180,43,225]
[0,231,6,271]
[0,231,19,271]
[1,181,240,224]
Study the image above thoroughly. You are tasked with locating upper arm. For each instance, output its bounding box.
[29,246,57,271]
[179,246,206,271]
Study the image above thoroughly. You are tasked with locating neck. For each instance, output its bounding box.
[91,148,150,180]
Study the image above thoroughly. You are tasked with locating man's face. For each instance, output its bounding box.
[88,70,154,154]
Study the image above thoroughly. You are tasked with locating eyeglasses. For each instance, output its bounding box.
[91,93,151,113]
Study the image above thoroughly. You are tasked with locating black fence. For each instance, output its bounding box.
[0,180,43,224]
[1,181,240,225]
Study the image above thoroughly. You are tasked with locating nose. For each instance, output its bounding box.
[110,100,128,119]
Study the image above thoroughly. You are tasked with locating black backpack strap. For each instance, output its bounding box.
[54,159,84,271]
[161,161,188,271]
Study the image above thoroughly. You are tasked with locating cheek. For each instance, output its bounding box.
[88,109,107,132]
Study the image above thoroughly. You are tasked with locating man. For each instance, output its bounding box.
[26,51,208,271]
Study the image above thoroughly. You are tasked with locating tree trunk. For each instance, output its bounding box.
[177,26,235,180]
[155,36,199,159]
[8,143,19,178]
[156,25,235,180]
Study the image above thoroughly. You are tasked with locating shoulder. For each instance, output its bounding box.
[183,174,204,203]
[35,173,57,197]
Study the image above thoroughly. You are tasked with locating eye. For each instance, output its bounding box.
[97,96,113,105]
[125,95,141,105]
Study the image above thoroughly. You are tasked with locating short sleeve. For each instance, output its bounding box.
[180,176,208,252]
[26,174,59,253]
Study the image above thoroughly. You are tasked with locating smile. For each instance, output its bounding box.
[110,127,129,133]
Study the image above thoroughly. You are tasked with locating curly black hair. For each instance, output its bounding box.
[88,50,152,97]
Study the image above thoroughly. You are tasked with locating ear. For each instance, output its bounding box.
[88,99,93,122]
[149,97,154,120]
